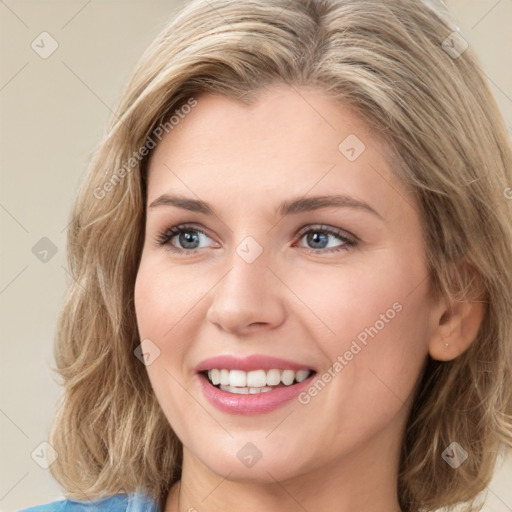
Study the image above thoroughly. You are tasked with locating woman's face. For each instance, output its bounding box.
[134,84,439,484]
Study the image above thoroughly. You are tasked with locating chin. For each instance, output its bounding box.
[189,438,316,484]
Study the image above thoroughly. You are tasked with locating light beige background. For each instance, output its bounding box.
[1,1,511,511]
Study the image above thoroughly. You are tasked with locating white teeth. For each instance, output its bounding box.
[225,385,248,394]
[220,369,230,386]
[219,385,274,394]
[247,370,267,387]
[229,370,247,387]
[206,368,313,390]
[295,370,310,383]
[266,369,281,386]
[209,369,220,385]
[281,369,295,386]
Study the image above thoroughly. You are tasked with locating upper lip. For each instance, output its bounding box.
[195,354,316,373]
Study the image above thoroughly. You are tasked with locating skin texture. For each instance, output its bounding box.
[134,84,483,512]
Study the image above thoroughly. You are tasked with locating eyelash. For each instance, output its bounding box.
[154,223,357,256]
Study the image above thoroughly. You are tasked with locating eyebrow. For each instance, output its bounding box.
[149,193,383,220]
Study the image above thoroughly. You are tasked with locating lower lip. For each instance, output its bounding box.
[198,372,315,415]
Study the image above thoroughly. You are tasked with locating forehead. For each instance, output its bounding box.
[145,85,412,221]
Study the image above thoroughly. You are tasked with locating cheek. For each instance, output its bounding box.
[134,253,205,340]
[285,248,429,350]
[287,250,430,417]
[134,257,186,385]
[134,257,204,433]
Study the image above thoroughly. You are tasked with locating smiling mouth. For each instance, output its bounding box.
[202,368,316,394]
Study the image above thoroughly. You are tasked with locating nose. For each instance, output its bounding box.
[206,248,286,335]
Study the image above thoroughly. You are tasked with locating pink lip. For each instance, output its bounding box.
[197,372,316,415]
[195,354,314,373]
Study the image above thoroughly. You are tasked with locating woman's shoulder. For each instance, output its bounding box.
[17,490,159,512]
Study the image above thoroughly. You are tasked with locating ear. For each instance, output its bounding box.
[428,263,486,361]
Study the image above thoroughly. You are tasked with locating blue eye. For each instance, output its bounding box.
[155,225,211,253]
[155,224,356,255]
[295,225,356,253]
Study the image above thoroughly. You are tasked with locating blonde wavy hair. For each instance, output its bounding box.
[48,0,512,511]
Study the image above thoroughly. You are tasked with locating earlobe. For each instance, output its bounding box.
[429,298,485,362]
